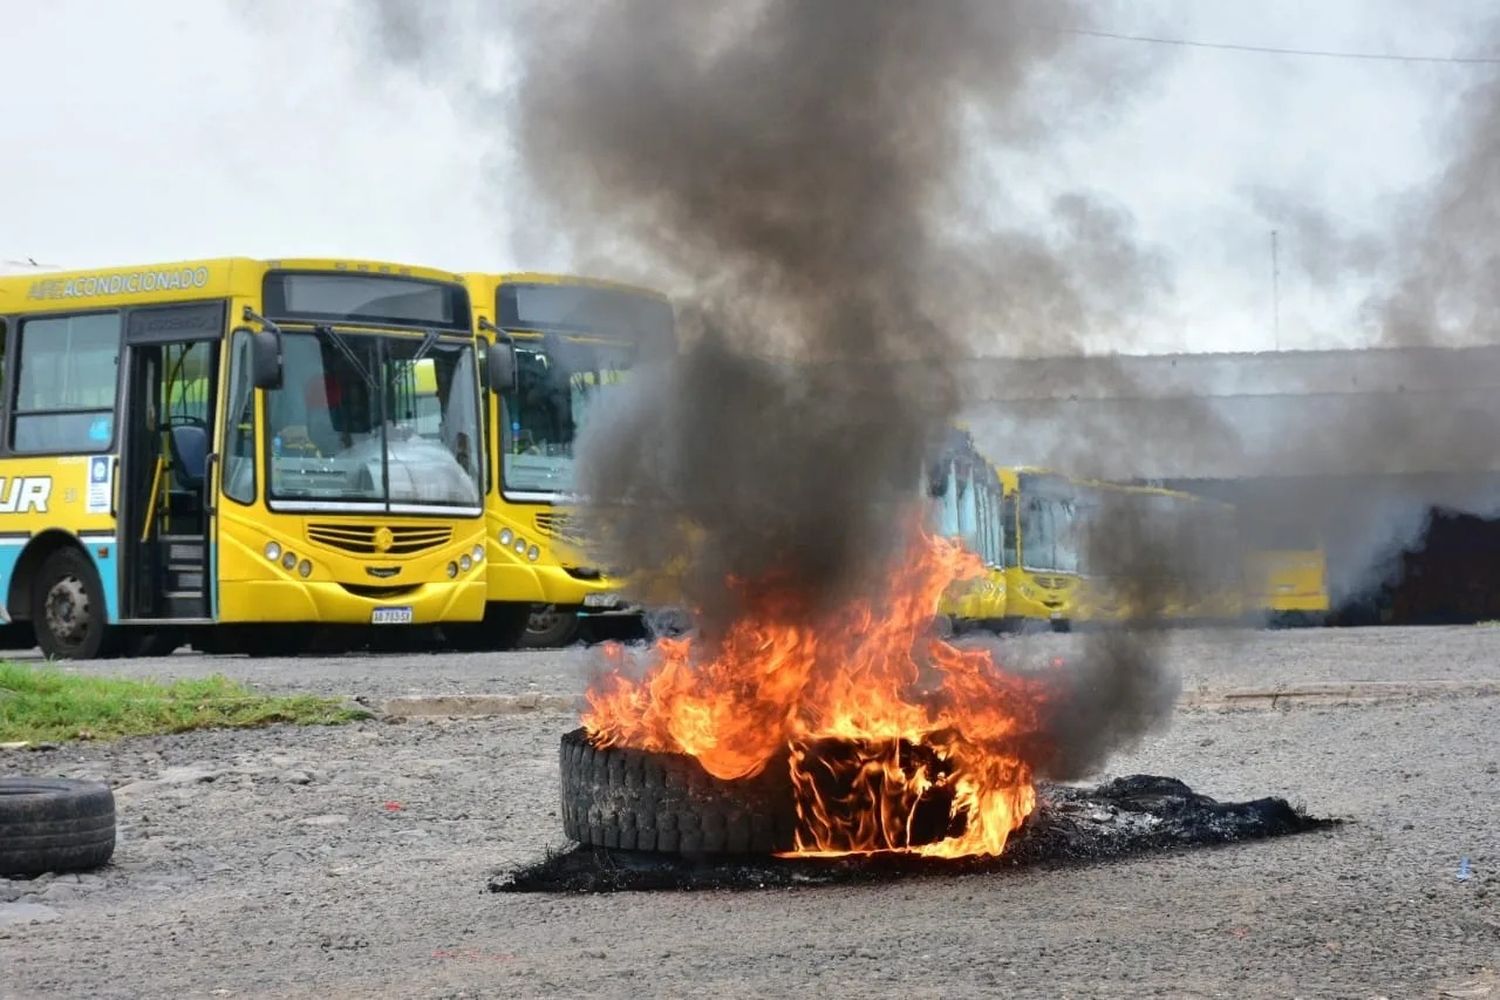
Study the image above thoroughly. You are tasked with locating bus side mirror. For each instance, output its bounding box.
[487,341,516,393]
[247,327,283,390]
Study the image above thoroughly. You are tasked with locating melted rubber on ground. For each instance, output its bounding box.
[492,774,1336,893]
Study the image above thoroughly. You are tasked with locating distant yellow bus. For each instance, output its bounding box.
[1155,480,1332,625]
[1245,546,1330,623]
[0,258,489,658]
[462,272,674,648]
[991,470,1248,628]
[928,433,1007,630]
[1071,481,1244,624]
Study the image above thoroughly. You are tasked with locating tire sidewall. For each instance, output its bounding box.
[32,546,114,660]
[0,777,116,877]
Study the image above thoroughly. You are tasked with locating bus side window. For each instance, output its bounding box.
[1002,493,1018,568]
[12,312,120,454]
[980,483,1002,566]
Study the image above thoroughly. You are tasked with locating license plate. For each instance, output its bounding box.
[583,593,622,609]
[371,606,414,625]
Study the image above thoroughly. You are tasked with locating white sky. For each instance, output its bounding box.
[3,0,1494,355]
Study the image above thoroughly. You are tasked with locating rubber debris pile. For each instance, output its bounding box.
[495,770,1331,894]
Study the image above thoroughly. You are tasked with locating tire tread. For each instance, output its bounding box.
[558,728,795,855]
[0,778,117,877]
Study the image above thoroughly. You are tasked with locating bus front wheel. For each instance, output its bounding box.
[32,548,117,660]
[522,606,583,649]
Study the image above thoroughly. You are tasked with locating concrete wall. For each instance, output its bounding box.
[956,344,1500,480]
[948,344,1500,621]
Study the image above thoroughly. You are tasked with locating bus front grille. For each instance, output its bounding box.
[338,582,423,600]
[534,512,588,546]
[307,523,453,556]
[533,512,569,537]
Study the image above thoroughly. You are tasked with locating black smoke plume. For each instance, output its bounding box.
[365,0,1182,776]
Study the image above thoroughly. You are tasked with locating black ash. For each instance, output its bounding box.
[493,776,1333,894]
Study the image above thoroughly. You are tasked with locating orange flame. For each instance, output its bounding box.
[583,522,1048,858]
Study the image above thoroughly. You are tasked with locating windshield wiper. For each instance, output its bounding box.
[411,328,440,364]
[313,324,377,389]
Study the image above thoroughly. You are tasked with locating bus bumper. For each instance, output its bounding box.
[1261,593,1332,613]
[1006,590,1074,622]
[486,561,633,609]
[218,578,487,625]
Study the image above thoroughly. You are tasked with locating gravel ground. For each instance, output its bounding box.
[8,624,1499,702]
[1,626,1498,998]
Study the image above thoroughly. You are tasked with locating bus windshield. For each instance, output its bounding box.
[1020,494,1081,573]
[501,337,636,495]
[266,331,482,511]
[494,281,674,497]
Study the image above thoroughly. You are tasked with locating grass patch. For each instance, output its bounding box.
[0,662,369,743]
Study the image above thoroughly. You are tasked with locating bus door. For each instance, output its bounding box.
[118,304,224,620]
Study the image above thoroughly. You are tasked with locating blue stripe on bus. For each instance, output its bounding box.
[0,536,119,625]
[90,543,120,624]
[0,539,24,623]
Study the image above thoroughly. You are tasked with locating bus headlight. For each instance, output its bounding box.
[459,554,473,572]
[513,539,527,555]
[526,545,540,562]
[446,561,458,579]
[282,551,298,570]
[472,544,484,563]
[264,541,282,561]
[499,528,514,546]
[297,560,312,578]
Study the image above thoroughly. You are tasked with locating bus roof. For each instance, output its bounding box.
[991,465,1234,509]
[0,257,466,314]
[464,271,669,303]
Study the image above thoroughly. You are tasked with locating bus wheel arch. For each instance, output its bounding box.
[8,531,96,624]
[15,536,118,660]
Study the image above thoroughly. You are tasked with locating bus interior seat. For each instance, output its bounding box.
[169,424,208,492]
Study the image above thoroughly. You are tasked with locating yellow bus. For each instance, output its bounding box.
[0,257,489,658]
[462,272,675,648]
[928,433,1007,631]
[1244,545,1330,624]
[1154,479,1332,625]
[993,468,1262,629]
[1071,481,1244,624]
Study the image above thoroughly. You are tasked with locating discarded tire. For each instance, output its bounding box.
[559,728,797,854]
[0,778,116,877]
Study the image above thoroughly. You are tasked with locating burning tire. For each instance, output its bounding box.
[559,728,797,854]
[0,778,116,877]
